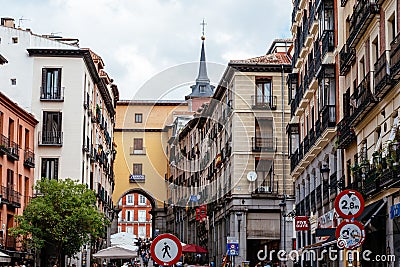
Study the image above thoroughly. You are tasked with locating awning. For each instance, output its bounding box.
[356,199,386,226]
[0,251,11,263]
[92,245,138,259]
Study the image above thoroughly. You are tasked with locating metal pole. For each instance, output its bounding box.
[281,63,287,255]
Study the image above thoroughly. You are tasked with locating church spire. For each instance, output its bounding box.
[186,19,214,100]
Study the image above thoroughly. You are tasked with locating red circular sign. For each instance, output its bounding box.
[334,189,364,219]
[150,234,182,266]
[335,220,365,249]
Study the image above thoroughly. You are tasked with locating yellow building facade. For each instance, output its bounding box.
[113,100,188,234]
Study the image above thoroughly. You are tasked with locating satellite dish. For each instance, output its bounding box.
[247,171,257,182]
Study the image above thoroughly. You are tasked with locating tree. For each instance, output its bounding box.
[11,178,109,266]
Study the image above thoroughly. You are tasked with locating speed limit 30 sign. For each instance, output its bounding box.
[334,189,364,219]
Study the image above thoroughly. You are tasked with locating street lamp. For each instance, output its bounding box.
[320,164,330,182]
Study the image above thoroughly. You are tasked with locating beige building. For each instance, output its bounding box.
[166,39,294,267]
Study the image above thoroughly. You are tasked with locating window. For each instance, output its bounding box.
[12,37,18,44]
[126,210,133,222]
[118,198,122,206]
[41,158,59,180]
[134,138,143,150]
[10,79,16,86]
[126,226,133,234]
[135,113,143,123]
[138,210,147,222]
[126,194,134,205]
[372,36,379,65]
[138,194,146,205]
[138,226,146,238]
[200,85,205,93]
[388,13,396,45]
[255,79,272,106]
[254,118,273,150]
[133,164,142,175]
[255,159,273,192]
[7,169,14,190]
[42,112,62,145]
[118,211,122,222]
[41,68,62,100]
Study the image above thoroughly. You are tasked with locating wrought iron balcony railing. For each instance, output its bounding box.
[39,131,63,146]
[390,31,400,80]
[339,43,356,75]
[40,86,65,101]
[348,0,380,47]
[1,186,21,208]
[374,50,392,98]
[24,149,35,168]
[7,141,19,161]
[251,95,277,110]
[321,30,335,59]
[321,105,336,132]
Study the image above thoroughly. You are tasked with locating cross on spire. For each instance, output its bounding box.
[200,18,207,37]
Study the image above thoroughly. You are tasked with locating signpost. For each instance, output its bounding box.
[150,233,182,266]
[334,189,364,219]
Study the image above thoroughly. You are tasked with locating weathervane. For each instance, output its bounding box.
[200,18,207,40]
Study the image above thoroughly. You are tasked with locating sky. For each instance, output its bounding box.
[3,0,292,100]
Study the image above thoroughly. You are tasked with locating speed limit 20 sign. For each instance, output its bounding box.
[334,189,364,219]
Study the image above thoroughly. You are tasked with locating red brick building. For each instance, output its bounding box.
[0,91,38,255]
[117,193,152,238]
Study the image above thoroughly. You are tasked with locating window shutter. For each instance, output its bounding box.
[54,158,59,179]
[41,68,47,96]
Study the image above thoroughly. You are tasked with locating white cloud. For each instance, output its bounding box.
[2,0,292,99]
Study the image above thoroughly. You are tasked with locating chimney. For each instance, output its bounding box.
[1,18,15,28]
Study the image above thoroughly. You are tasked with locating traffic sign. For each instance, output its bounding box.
[334,189,364,219]
[150,233,182,266]
[335,220,365,249]
[227,243,239,256]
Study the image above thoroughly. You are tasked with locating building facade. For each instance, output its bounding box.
[166,39,294,267]
[117,193,152,238]
[337,0,400,266]
[0,91,38,261]
[0,18,119,266]
[113,100,188,236]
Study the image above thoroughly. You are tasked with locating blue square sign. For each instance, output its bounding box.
[227,243,239,256]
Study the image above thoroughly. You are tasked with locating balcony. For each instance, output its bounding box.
[129,174,145,183]
[390,32,400,80]
[0,134,9,155]
[251,95,277,110]
[252,181,279,196]
[347,0,380,47]
[290,149,299,172]
[40,86,65,101]
[252,136,274,152]
[130,147,147,155]
[308,3,318,35]
[303,135,310,155]
[339,44,356,75]
[7,141,19,161]
[39,131,63,146]
[349,72,377,126]
[1,186,21,208]
[321,30,335,62]
[321,105,336,132]
[304,195,310,215]
[337,118,356,149]
[374,50,392,98]
[323,181,329,204]
[364,171,379,196]
[24,149,35,168]
[329,171,338,198]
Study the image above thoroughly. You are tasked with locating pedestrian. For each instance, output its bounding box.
[143,252,149,267]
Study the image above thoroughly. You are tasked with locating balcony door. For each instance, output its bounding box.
[255,118,273,149]
[42,68,61,100]
[42,112,62,144]
[256,79,272,105]
[255,158,273,192]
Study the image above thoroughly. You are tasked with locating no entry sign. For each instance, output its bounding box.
[150,233,182,266]
[334,189,364,219]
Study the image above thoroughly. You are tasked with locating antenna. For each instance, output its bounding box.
[18,16,30,28]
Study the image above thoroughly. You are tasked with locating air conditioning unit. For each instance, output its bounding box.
[257,186,271,193]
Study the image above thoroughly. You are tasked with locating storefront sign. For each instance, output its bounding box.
[295,216,310,231]
[390,203,400,219]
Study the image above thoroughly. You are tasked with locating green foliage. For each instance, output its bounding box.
[10,178,109,259]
